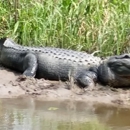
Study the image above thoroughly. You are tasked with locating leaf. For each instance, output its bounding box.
[48,107,59,111]
[13,21,19,35]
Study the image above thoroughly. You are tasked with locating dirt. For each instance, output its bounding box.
[0,65,130,108]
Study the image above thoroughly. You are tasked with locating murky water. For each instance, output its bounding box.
[0,98,130,130]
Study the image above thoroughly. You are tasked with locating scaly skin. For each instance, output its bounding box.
[1,38,130,88]
[0,38,102,88]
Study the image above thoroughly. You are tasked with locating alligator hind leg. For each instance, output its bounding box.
[23,53,38,77]
[76,71,97,88]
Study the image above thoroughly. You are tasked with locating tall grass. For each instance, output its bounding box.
[0,0,130,56]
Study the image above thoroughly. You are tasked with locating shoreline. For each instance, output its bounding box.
[0,65,130,108]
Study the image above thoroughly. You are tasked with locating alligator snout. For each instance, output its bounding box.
[114,54,130,59]
[108,54,130,62]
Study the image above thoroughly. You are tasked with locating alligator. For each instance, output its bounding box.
[0,37,130,88]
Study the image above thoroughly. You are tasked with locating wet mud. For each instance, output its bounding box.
[0,65,130,108]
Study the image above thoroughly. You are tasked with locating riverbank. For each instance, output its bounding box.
[0,65,130,108]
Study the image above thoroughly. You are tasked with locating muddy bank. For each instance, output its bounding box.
[0,65,130,108]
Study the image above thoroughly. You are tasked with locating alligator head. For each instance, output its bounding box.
[98,54,130,87]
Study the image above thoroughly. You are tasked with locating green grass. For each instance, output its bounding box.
[0,0,130,56]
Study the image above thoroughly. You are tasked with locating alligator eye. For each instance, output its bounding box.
[123,54,130,58]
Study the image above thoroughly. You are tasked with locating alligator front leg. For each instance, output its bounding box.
[23,53,38,77]
[76,70,97,88]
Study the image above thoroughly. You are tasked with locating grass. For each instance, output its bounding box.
[0,0,130,56]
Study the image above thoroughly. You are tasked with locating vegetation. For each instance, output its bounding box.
[57,120,111,130]
[0,0,130,56]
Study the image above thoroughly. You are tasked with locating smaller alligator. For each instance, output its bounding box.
[0,38,130,88]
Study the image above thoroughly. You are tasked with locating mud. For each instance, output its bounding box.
[0,65,130,108]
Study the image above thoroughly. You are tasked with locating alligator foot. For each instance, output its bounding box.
[68,76,85,95]
[76,70,97,89]
[23,53,38,77]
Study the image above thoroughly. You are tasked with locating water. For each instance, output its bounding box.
[0,98,130,130]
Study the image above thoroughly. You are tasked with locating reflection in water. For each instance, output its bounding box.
[0,98,129,130]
